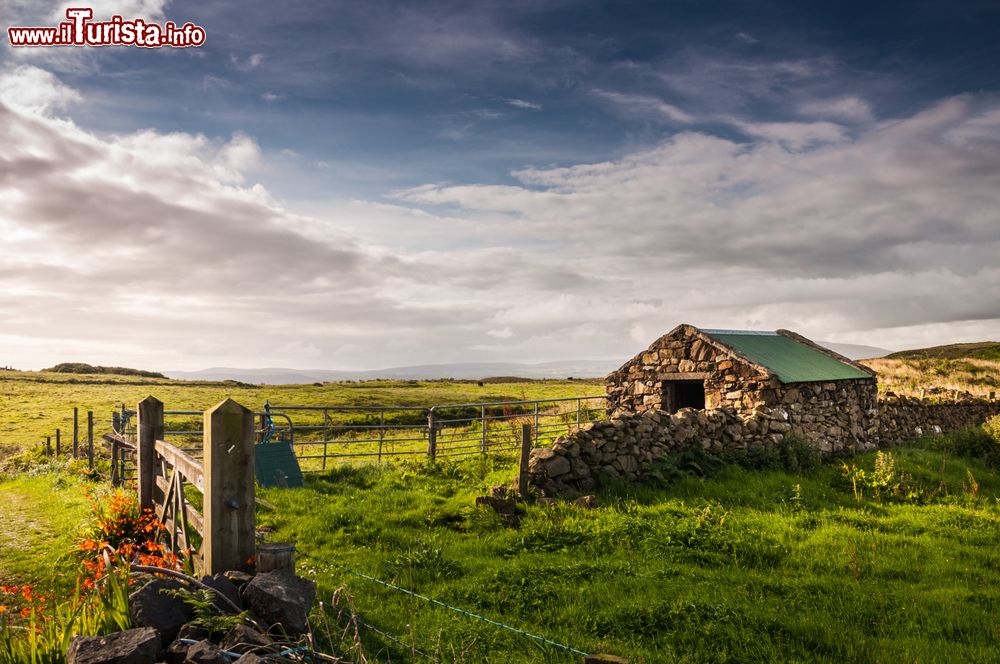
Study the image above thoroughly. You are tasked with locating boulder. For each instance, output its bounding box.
[184,640,228,664]
[200,573,242,613]
[67,627,160,664]
[543,454,572,477]
[129,578,194,643]
[243,571,316,636]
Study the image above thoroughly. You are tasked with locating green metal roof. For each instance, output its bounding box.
[702,330,872,384]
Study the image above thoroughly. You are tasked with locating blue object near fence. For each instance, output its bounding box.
[255,441,304,488]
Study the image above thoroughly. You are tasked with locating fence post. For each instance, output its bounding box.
[111,440,120,487]
[518,423,532,499]
[137,396,164,511]
[46,436,52,456]
[55,429,61,456]
[427,408,437,461]
[87,411,94,469]
[481,405,487,456]
[72,407,79,458]
[203,399,255,576]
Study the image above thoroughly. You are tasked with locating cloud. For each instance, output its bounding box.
[505,98,542,110]
[727,118,849,149]
[799,96,874,123]
[735,32,758,45]
[231,53,266,71]
[591,89,694,123]
[0,65,81,113]
[393,95,1000,350]
[1,65,997,370]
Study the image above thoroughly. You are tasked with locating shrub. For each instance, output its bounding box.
[76,488,181,587]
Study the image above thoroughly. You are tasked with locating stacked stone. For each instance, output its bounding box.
[528,406,794,497]
[777,379,878,453]
[878,396,1000,444]
[606,326,778,414]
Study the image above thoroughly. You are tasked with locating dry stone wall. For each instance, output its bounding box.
[879,397,1000,444]
[528,397,1000,497]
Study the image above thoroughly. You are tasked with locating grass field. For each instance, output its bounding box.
[251,431,1000,663]
[4,434,1000,663]
[863,357,1000,398]
[0,369,602,455]
[2,360,1000,662]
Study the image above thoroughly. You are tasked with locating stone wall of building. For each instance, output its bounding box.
[606,325,778,414]
[604,325,878,451]
[528,397,1000,497]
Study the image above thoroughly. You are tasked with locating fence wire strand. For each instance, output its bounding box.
[296,549,590,658]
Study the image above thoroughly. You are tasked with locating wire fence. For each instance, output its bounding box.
[102,394,607,474]
[297,548,591,661]
[271,395,607,470]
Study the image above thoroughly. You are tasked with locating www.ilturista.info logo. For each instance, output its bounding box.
[8,8,206,48]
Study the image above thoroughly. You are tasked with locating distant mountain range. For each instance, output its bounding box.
[164,341,892,384]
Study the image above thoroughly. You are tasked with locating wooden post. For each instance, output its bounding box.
[137,397,164,511]
[256,543,295,573]
[518,423,532,499]
[111,440,120,487]
[427,409,437,461]
[46,436,52,456]
[72,407,79,458]
[55,429,61,456]
[87,411,94,469]
[112,411,121,434]
[203,399,255,575]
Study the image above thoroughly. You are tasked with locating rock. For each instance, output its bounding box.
[219,623,273,655]
[129,578,194,643]
[544,455,572,477]
[200,573,242,613]
[184,640,228,664]
[164,640,192,664]
[574,495,598,509]
[224,570,255,588]
[475,495,516,514]
[67,627,160,664]
[243,571,316,636]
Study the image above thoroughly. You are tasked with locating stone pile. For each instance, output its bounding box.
[529,405,793,497]
[529,396,1000,497]
[879,396,1000,444]
[67,566,319,664]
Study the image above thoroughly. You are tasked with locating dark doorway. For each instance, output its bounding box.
[662,380,706,413]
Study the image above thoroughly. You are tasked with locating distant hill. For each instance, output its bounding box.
[163,340,887,385]
[165,360,621,384]
[886,342,1000,361]
[43,363,167,379]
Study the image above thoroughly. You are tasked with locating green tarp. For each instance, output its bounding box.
[255,442,304,488]
[704,330,872,384]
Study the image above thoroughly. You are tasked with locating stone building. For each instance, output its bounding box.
[606,324,879,451]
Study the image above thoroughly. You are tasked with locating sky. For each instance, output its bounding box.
[0,0,999,371]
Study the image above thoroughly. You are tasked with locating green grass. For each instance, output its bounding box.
[3,432,1000,662]
[256,440,1000,663]
[0,467,94,594]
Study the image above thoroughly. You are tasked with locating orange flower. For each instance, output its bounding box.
[0,604,7,613]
